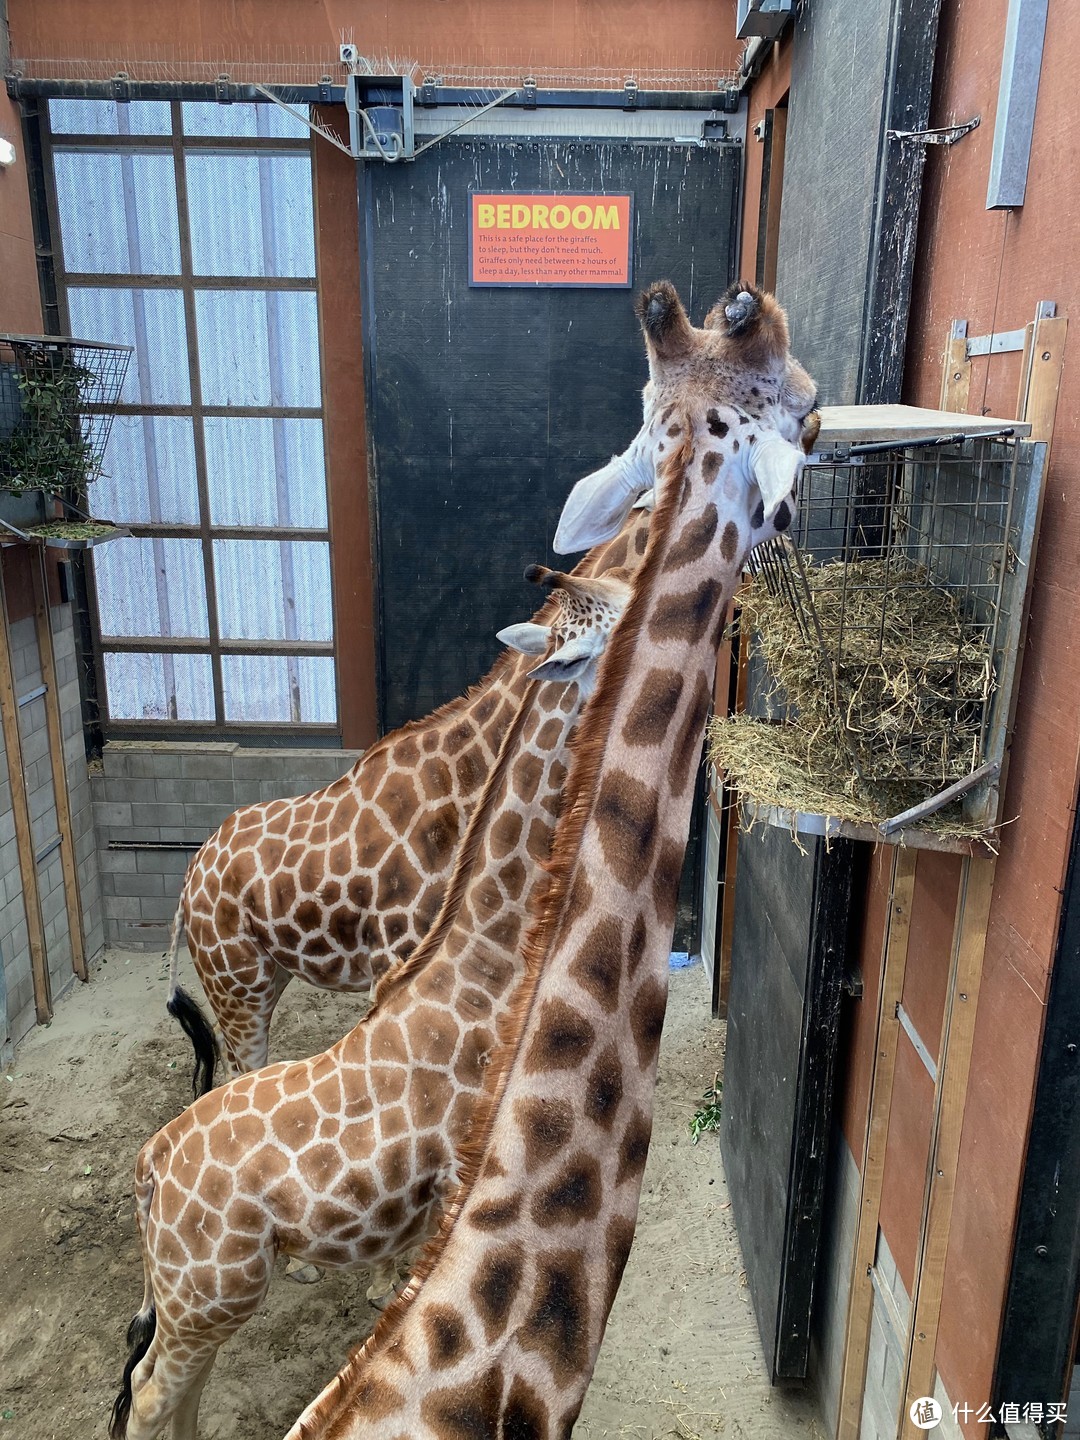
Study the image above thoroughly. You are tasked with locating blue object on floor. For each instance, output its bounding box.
[669,951,698,970]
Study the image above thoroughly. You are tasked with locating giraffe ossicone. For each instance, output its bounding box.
[109,569,633,1440]
[284,280,819,1440]
[163,508,652,1095]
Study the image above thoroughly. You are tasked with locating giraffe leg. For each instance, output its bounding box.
[193,937,283,1075]
[121,1334,218,1440]
[169,1352,216,1440]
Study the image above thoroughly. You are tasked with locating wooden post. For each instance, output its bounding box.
[30,550,86,983]
[836,847,919,1440]
[0,551,52,1022]
[897,855,996,1437]
[717,582,752,1015]
[1018,309,1067,451]
[939,320,972,413]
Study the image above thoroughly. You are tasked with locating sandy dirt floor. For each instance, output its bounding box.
[0,948,824,1440]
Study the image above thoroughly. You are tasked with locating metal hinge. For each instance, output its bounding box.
[888,116,980,146]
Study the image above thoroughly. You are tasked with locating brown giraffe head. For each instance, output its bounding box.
[554,280,818,554]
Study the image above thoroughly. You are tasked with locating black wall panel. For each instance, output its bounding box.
[359,137,740,732]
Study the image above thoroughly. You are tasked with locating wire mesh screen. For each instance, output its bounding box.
[0,336,132,500]
[739,434,1043,835]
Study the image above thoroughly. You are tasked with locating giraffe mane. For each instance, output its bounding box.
[296,424,695,1440]
[344,645,522,774]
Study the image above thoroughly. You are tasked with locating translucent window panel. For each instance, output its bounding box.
[181,101,310,140]
[95,537,209,638]
[49,99,172,135]
[204,417,327,528]
[53,150,180,275]
[186,153,315,277]
[104,651,215,722]
[221,654,336,723]
[66,287,190,405]
[195,290,320,408]
[213,539,332,641]
[91,415,200,525]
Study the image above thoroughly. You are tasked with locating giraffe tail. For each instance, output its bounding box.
[164,894,219,1099]
[110,1160,158,1438]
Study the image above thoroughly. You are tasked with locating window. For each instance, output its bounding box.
[46,99,337,733]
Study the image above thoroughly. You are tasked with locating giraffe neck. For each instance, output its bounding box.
[363,672,579,1020]
[289,424,747,1440]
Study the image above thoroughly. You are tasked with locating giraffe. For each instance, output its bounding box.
[283,280,820,1440]
[109,567,633,1440]
[165,509,653,1094]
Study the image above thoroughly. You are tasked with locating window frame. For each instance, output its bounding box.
[41,99,343,741]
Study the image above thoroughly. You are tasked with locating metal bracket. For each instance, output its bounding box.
[317,75,333,105]
[965,300,1056,358]
[521,77,538,110]
[841,969,865,1000]
[888,115,980,146]
[623,79,639,111]
[215,74,238,105]
[418,81,439,108]
[110,72,132,103]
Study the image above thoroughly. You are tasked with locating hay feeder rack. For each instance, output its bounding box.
[735,406,1047,849]
[0,333,132,550]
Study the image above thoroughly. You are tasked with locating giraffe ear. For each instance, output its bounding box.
[749,436,804,527]
[528,632,600,685]
[497,622,552,656]
[554,452,652,554]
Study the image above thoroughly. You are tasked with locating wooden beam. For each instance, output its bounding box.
[836,846,919,1440]
[1020,312,1067,451]
[0,552,52,1023]
[30,551,86,983]
[717,582,752,1016]
[939,322,972,413]
[897,854,997,1437]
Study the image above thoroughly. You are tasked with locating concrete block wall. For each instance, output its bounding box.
[93,741,361,949]
[0,604,103,1053]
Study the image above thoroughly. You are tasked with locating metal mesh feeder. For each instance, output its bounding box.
[711,422,1047,846]
[0,334,132,545]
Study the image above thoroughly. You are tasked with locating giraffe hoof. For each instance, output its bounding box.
[284,1259,324,1285]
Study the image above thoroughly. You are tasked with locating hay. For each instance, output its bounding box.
[708,553,997,842]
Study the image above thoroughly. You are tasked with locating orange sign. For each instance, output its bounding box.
[469,192,633,288]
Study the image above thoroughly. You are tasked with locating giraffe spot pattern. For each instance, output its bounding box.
[531,1152,604,1227]
[706,407,729,438]
[585,1043,625,1130]
[520,1249,591,1387]
[653,839,685,926]
[523,999,596,1073]
[424,1304,471,1369]
[668,673,712,797]
[630,975,668,1069]
[616,1107,653,1185]
[471,1245,524,1342]
[567,918,623,1013]
[469,1193,524,1230]
[627,911,649,980]
[701,450,723,483]
[421,1365,504,1440]
[504,1376,550,1440]
[595,770,660,890]
[720,520,740,561]
[622,669,684,749]
[664,504,719,572]
[647,578,724,644]
[514,1095,575,1170]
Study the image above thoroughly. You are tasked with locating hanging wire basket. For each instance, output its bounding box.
[0,334,132,546]
[709,425,1047,846]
